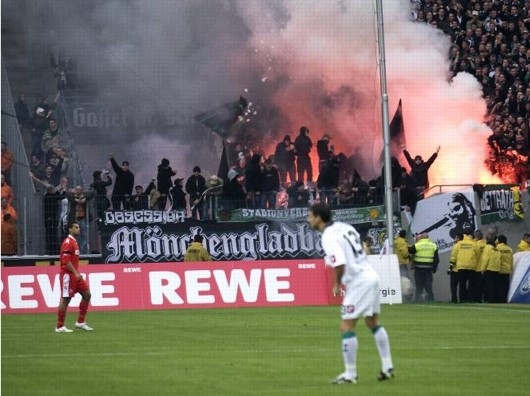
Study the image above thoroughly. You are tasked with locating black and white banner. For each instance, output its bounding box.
[104,210,186,225]
[99,219,395,264]
[101,220,324,263]
[411,189,478,253]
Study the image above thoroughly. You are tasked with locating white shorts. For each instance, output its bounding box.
[341,271,380,320]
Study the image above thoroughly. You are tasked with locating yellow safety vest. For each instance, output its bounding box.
[413,239,437,267]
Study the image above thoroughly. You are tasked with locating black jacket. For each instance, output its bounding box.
[157,165,177,194]
[131,182,156,210]
[169,186,187,210]
[316,140,331,162]
[294,133,313,157]
[404,150,438,189]
[186,174,207,199]
[111,158,135,196]
[245,154,264,193]
[274,141,295,166]
[262,166,280,192]
[317,159,340,189]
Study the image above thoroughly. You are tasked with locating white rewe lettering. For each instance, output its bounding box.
[37,274,61,307]
[298,263,316,269]
[213,269,261,303]
[90,273,119,307]
[149,271,184,305]
[185,270,214,304]
[264,268,294,302]
[8,275,37,309]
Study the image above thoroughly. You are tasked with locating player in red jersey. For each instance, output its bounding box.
[55,221,93,333]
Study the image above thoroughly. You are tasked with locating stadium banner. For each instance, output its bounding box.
[477,185,525,225]
[99,220,324,263]
[98,219,397,264]
[103,210,186,225]
[1,258,401,314]
[410,189,478,253]
[507,252,530,304]
[220,205,386,224]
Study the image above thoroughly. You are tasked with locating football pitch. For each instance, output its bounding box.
[2,304,530,396]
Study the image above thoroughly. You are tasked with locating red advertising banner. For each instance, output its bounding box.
[1,260,332,314]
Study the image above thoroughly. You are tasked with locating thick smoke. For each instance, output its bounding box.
[3,0,497,186]
[240,0,498,184]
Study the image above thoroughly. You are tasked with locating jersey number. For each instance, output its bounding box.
[343,230,364,258]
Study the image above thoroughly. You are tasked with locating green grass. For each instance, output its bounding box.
[2,304,530,396]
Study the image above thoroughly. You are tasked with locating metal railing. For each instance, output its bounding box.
[2,57,43,255]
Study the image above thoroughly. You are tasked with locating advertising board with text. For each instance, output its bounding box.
[1,258,402,314]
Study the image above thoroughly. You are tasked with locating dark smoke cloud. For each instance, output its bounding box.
[3,0,493,186]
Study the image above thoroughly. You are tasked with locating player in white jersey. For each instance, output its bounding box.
[307,203,394,384]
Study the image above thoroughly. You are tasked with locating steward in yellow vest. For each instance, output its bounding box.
[479,238,501,303]
[184,235,212,262]
[409,233,439,301]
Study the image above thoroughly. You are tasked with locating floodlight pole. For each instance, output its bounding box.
[375,0,394,253]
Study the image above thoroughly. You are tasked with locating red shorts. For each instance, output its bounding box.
[60,271,89,298]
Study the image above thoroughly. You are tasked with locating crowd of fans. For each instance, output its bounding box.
[2,0,530,257]
[1,46,78,255]
[413,0,530,183]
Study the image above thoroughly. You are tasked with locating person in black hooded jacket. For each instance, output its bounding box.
[157,158,177,210]
[186,166,207,219]
[403,145,440,194]
[294,126,313,182]
[245,154,264,208]
[109,154,134,210]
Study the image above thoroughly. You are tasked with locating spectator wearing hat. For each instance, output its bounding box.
[131,181,156,211]
[274,135,296,184]
[184,234,211,262]
[262,158,280,209]
[157,158,177,210]
[169,178,187,212]
[294,126,313,182]
[223,169,247,210]
[402,145,440,196]
[186,166,207,219]
[316,133,333,173]
[109,154,135,210]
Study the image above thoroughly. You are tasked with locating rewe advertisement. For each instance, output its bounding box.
[1,258,402,314]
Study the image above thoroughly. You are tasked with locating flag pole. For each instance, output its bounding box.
[375,0,394,253]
